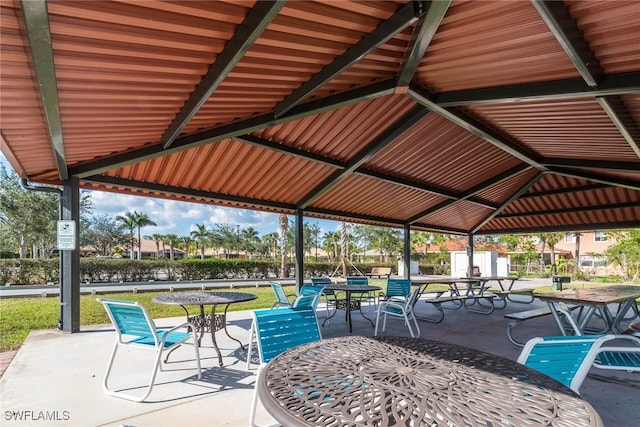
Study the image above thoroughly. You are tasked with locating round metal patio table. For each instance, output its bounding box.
[320,284,381,333]
[258,335,602,427]
[152,291,256,366]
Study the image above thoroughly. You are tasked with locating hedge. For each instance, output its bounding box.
[0,258,402,286]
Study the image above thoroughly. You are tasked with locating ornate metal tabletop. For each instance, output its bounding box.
[258,336,602,427]
[152,291,256,366]
[152,291,257,306]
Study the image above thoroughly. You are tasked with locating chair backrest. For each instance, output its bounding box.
[270,281,292,307]
[517,334,614,393]
[292,292,321,310]
[310,277,332,285]
[346,277,368,286]
[98,298,157,345]
[251,308,322,364]
[385,278,411,298]
[299,285,325,296]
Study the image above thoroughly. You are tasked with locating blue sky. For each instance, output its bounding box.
[0,153,340,238]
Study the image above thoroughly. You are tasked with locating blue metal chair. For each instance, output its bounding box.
[270,281,295,308]
[517,334,615,393]
[247,307,322,427]
[594,335,640,372]
[374,287,421,338]
[97,298,202,402]
[379,278,412,302]
[292,291,321,310]
[311,277,339,314]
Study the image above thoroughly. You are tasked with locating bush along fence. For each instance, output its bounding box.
[0,258,405,286]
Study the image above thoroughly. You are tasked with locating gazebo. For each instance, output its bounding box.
[1,1,639,332]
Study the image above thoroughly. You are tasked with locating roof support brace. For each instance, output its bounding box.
[297,105,430,209]
[20,0,68,180]
[294,209,304,291]
[407,165,532,223]
[596,96,640,159]
[532,1,602,87]
[274,1,424,117]
[408,83,544,170]
[162,1,285,149]
[472,173,544,233]
[397,1,451,86]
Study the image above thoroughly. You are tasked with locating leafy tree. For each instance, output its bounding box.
[353,225,402,262]
[190,223,210,259]
[216,224,239,257]
[0,166,59,258]
[605,229,640,281]
[179,235,194,258]
[147,233,164,258]
[83,214,128,256]
[307,222,322,261]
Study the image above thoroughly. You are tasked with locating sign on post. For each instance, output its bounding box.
[57,220,76,250]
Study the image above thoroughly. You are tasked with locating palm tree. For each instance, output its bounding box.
[279,214,288,277]
[131,211,157,260]
[115,212,136,259]
[190,223,210,259]
[179,236,194,258]
[323,231,340,262]
[262,232,279,260]
[147,233,163,258]
[164,233,180,261]
[241,226,260,260]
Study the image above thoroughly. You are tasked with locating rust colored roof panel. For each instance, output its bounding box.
[567,0,640,74]
[417,201,493,232]
[107,139,336,205]
[183,1,403,136]
[467,99,640,161]
[473,168,540,204]
[0,3,57,179]
[417,0,579,92]
[45,0,250,164]
[311,174,448,222]
[365,114,523,193]
[254,95,416,162]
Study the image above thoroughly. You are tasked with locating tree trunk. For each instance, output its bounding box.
[19,234,28,259]
[279,214,288,278]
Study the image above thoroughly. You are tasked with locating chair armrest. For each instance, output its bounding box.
[159,321,199,335]
[378,300,406,311]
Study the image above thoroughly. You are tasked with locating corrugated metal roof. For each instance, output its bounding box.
[1,0,639,235]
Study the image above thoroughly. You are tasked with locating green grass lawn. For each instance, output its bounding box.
[0,285,296,352]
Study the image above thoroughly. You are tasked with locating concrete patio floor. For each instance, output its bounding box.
[1,294,639,426]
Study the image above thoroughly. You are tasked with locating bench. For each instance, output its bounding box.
[491,288,535,308]
[424,293,496,315]
[365,267,392,278]
[505,307,553,347]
